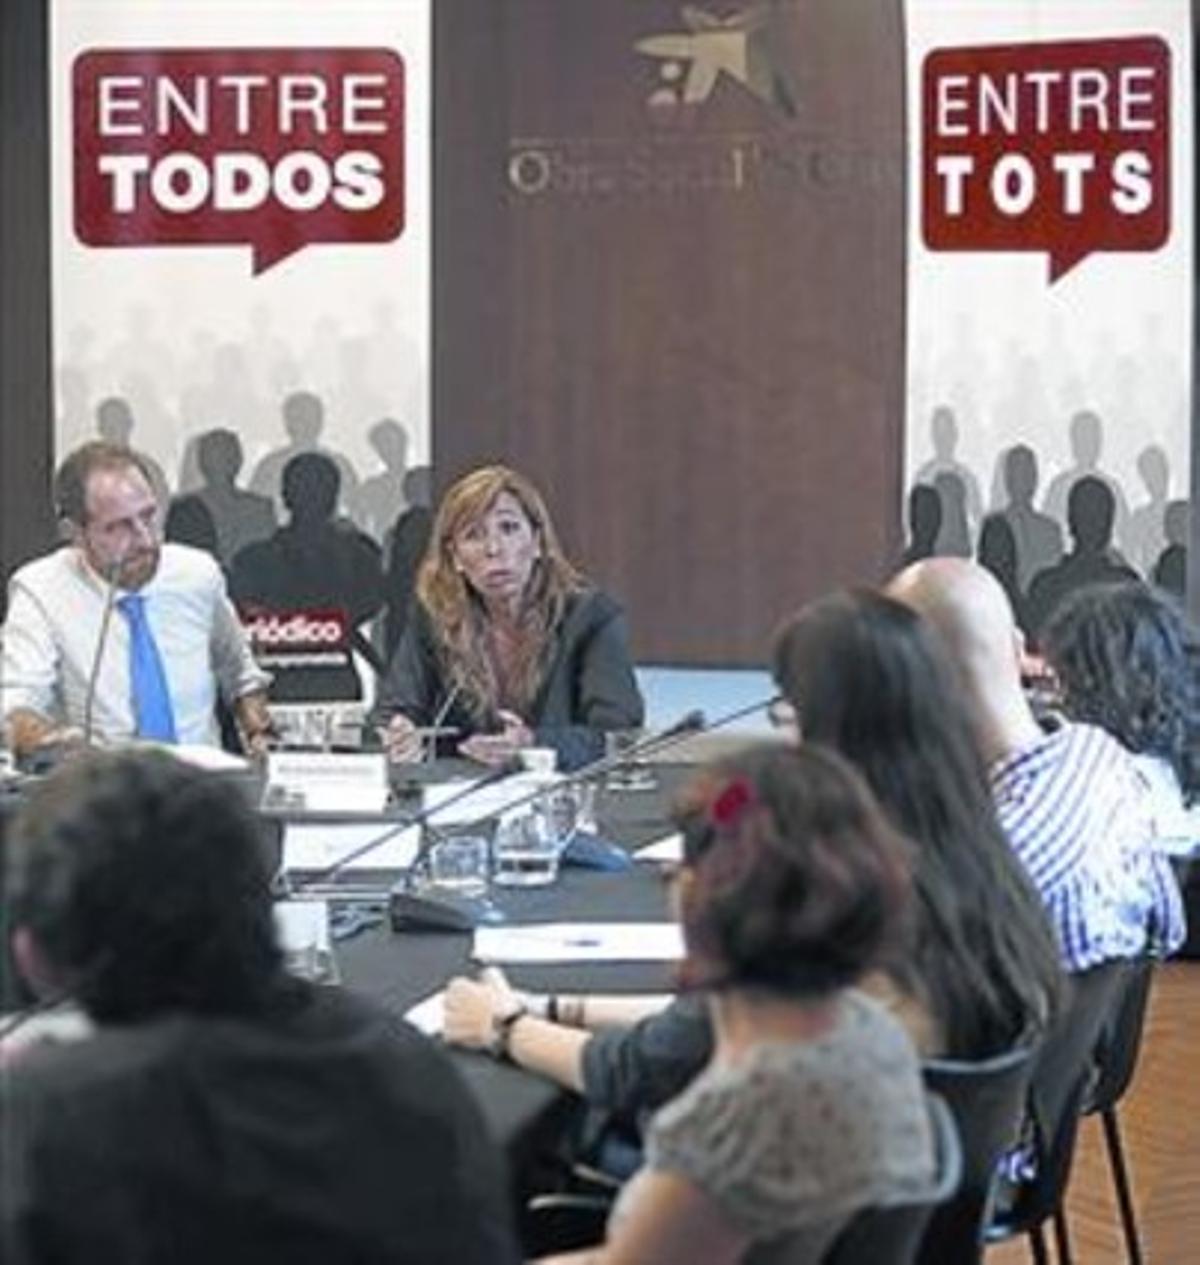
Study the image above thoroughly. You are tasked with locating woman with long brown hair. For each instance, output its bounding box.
[375,465,643,769]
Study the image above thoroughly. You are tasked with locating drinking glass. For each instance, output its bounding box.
[492,811,560,887]
[572,782,599,835]
[426,832,490,896]
[274,899,341,985]
[534,785,581,849]
[604,729,656,791]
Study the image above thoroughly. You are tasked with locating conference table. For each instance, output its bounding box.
[321,762,689,1185]
[0,757,693,1190]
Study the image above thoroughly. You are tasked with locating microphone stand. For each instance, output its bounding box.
[436,693,781,838]
[283,758,520,896]
[82,555,128,748]
[278,696,781,933]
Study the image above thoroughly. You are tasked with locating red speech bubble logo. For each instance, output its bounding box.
[923,37,1169,282]
[73,48,404,274]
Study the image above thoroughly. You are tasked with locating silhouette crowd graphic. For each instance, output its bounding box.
[54,297,432,704]
[57,297,1192,674]
[905,406,1190,642]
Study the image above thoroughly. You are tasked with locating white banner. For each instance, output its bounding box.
[51,0,431,548]
[904,1,1193,586]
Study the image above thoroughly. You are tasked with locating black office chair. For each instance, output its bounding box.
[522,1191,610,1258]
[1081,956,1156,1265]
[822,1093,962,1265]
[984,961,1129,1265]
[1173,857,1200,960]
[918,1040,1038,1265]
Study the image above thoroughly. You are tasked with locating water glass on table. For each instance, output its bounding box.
[536,784,583,847]
[604,728,656,791]
[492,810,560,887]
[572,781,599,835]
[426,832,490,896]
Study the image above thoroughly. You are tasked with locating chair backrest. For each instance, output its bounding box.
[990,960,1130,1237]
[917,1042,1038,1265]
[821,1094,962,1265]
[1087,956,1154,1115]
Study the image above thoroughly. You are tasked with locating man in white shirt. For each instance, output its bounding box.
[887,557,1184,970]
[2,442,271,757]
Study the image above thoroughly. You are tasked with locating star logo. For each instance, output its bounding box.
[635,4,797,115]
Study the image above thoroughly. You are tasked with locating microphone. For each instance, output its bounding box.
[82,553,129,748]
[429,679,461,735]
[278,759,523,934]
[372,680,461,769]
[279,697,780,933]
[290,757,520,890]
[412,697,775,849]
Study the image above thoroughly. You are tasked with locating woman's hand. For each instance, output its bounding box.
[443,967,521,1050]
[459,709,534,766]
[381,712,423,763]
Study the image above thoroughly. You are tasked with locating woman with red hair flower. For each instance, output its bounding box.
[525,744,939,1263]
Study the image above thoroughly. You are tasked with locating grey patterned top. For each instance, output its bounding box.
[638,990,938,1264]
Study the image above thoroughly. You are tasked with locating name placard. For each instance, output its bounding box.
[265,751,388,814]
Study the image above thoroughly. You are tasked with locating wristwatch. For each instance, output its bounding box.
[489,1003,528,1060]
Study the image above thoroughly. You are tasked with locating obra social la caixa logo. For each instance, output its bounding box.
[72,48,404,275]
[923,36,1170,283]
[633,4,797,115]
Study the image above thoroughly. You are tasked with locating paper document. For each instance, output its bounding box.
[1153,805,1200,858]
[282,821,420,872]
[405,990,446,1037]
[159,743,249,772]
[473,922,684,964]
[634,832,683,863]
[423,772,558,826]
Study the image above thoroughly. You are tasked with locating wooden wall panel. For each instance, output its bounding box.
[433,0,907,664]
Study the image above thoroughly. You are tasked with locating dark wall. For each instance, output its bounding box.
[433,0,908,665]
[0,0,55,611]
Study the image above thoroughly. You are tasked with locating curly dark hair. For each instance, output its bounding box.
[6,750,283,1022]
[1042,580,1200,800]
[673,744,911,999]
[772,589,1064,1058]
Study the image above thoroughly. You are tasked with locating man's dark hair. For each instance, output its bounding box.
[7,750,283,1021]
[54,440,157,526]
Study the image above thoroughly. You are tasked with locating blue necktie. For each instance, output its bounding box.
[117,594,178,742]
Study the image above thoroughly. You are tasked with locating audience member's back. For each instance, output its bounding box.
[1,750,517,1265]
[1043,579,1200,861]
[6,984,515,1264]
[890,558,1185,974]
[772,590,1064,1061]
